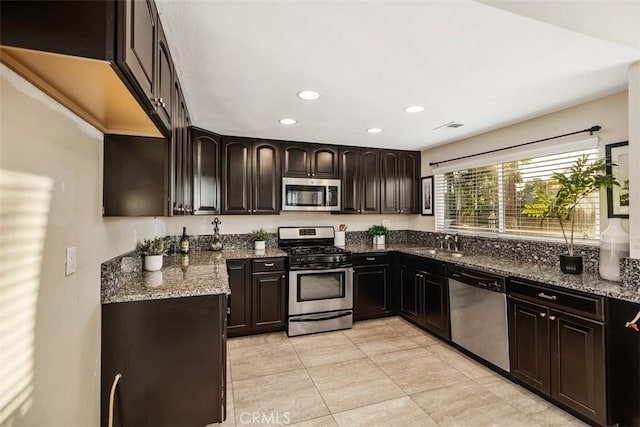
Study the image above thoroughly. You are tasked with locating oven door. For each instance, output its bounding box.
[289,267,353,315]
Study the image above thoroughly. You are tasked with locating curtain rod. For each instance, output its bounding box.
[428,125,601,168]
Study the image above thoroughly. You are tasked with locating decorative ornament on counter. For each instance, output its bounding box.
[211,217,223,251]
[599,218,629,281]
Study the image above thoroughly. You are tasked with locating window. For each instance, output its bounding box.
[434,147,600,240]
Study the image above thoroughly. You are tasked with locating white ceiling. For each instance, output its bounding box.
[156,0,640,151]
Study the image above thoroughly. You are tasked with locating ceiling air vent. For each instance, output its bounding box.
[433,121,464,130]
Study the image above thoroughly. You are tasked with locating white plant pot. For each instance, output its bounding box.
[254,240,266,251]
[373,235,385,246]
[144,255,163,272]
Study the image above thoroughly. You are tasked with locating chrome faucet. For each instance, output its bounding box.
[444,234,459,252]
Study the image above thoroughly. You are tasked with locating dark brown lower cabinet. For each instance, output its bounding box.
[398,255,449,339]
[226,259,252,336]
[509,279,607,426]
[226,258,287,337]
[353,253,392,320]
[252,271,287,332]
[101,295,227,427]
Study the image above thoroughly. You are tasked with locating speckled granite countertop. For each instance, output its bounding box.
[346,244,640,304]
[101,248,287,304]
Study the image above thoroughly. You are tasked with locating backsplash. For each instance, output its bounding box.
[621,258,640,291]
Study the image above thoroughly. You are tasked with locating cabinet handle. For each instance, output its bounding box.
[307,173,311,177]
[549,315,557,321]
[366,257,376,261]
[108,373,123,427]
[264,263,274,267]
[538,292,557,301]
[540,312,547,317]
[311,173,315,177]
[282,275,285,279]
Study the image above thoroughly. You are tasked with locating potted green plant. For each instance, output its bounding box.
[247,228,270,250]
[367,224,390,246]
[138,237,169,271]
[522,154,618,274]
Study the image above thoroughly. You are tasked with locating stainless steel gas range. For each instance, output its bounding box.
[278,226,353,336]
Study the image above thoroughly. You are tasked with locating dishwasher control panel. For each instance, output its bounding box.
[448,266,506,293]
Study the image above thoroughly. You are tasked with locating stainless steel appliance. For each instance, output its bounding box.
[448,265,510,372]
[282,177,341,212]
[278,226,353,336]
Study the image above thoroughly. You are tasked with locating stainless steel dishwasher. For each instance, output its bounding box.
[448,265,510,372]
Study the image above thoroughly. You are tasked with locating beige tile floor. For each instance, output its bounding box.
[218,317,588,427]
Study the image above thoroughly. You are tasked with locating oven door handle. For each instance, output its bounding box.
[289,311,352,322]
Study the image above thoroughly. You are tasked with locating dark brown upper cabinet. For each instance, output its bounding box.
[103,134,168,217]
[170,80,192,215]
[192,127,221,215]
[0,0,175,137]
[221,137,281,215]
[381,150,420,214]
[282,142,339,179]
[340,147,380,214]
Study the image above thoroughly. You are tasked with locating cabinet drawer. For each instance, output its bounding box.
[252,258,286,272]
[509,279,604,321]
[353,252,390,266]
[400,254,446,277]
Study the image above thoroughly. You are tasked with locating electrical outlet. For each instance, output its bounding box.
[382,219,391,228]
[65,247,76,276]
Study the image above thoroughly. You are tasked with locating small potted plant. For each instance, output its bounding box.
[138,237,169,271]
[247,229,270,251]
[367,224,390,246]
[522,154,618,274]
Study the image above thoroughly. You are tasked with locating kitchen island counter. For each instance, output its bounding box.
[101,248,287,304]
[347,244,640,304]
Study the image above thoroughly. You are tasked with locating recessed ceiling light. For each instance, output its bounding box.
[297,90,320,100]
[279,118,297,125]
[404,105,424,113]
[366,128,382,134]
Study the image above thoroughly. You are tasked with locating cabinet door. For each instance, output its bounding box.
[221,139,252,214]
[171,81,191,215]
[121,0,155,104]
[154,21,173,132]
[101,295,225,426]
[399,151,419,214]
[423,276,449,338]
[251,272,287,332]
[282,143,309,178]
[508,298,550,394]
[226,260,252,336]
[340,148,360,213]
[252,141,281,214]
[360,149,380,213]
[381,151,399,213]
[311,145,339,178]
[400,266,420,322]
[192,128,220,215]
[103,134,168,216]
[550,311,606,425]
[354,265,389,320]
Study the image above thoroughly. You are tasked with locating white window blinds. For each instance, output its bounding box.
[434,147,600,240]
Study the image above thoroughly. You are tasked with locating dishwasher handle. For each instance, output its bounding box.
[449,269,506,293]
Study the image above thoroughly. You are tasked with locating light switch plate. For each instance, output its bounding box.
[65,247,76,276]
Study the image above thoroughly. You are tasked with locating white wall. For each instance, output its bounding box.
[163,212,410,236]
[410,91,631,241]
[0,65,165,426]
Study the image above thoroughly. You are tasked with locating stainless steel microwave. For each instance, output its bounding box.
[282,177,341,211]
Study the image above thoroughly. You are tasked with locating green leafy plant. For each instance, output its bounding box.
[138,237,169,256]
[247,229,270,242]
[521,154,618,256]
[367,224,390,237]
